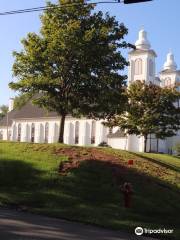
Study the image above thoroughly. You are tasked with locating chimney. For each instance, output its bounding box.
[9,98,14,112]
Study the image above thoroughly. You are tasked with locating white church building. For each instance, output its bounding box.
[0,29,180,153]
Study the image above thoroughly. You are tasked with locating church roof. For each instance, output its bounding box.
[0,97,78,127]
[135,29,151,50]
[0,101,59,127]
[163,51,177,71]
[13,101,58,120]
[129,49,157,57]
[107,129,126,138]
[160,69,180,74]
[0,109,18,127]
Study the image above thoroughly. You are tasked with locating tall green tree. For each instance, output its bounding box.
[0,105,8,120]
[154,87,180,152]
[9,0,131,143]
[107,81,180,152]
[14,93,33,109]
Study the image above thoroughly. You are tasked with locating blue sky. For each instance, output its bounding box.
[0,0,179,105]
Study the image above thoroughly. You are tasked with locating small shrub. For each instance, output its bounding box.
[98,141,111,147]
[173,143,180,156]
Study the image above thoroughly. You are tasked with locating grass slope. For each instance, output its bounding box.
[0,141,179,240]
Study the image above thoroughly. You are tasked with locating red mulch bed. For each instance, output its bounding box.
[53,147,128,185]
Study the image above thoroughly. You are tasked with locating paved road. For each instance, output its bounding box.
[0,208,156,240]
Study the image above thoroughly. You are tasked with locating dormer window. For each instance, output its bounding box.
[135,58,142,75]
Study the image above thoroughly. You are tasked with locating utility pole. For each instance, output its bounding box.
[118,0,152,4]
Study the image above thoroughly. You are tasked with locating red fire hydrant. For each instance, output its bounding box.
[128,159,134,165]
[120,182,133,208]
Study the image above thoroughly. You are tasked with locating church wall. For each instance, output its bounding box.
[128,134,142,152]
[84,122,91,145]
[0,127,10,140]
[108,137,128,150]
[63,118,107,146]
[160,72,176,88]
[128,53,156,85]
[148,137,158,152]
[10,119,60,144]
[128,54,146,84]
[5,118,108,147]
[158,139,167,153]
[0,120,175,155]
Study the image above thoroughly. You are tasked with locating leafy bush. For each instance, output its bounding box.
[98,141,111,147]
[173,143,180,156]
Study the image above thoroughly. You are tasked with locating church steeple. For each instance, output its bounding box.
[160,50,179,89]
[128,28,157,85]
[163,51,177,71]
[135,28,151,50]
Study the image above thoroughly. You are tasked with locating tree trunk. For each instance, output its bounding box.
[156,138,159,153]
[58,114,66,143]
[144,135,147,153]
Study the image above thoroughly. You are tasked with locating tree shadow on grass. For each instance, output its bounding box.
[0,158,179,239]
[0,159,41,187]
[55,160,180,238]
[0,159,47,208]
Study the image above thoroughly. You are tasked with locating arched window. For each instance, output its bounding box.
[75,121,80,144]
[91,121,96,144]
[165,77,171,87]
[44,122,49,143]
[31,123,35,143]
[149,59,154,76]
[109,127,113,134]
[8,130,11,141]
[134,58,142,75]
[17,124,21,142]
[131,60,134,77]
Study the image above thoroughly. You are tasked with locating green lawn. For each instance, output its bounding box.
[0,141,179,240]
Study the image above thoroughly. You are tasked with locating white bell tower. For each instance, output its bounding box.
[128,28,157,85]
[160,51,180,89]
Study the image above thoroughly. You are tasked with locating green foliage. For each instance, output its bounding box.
[107,81,180,152]
[9,0,131,142]
[98,141,111,147]
[173,143,180,156]
[14,93,34,109]
[0,105,8,120]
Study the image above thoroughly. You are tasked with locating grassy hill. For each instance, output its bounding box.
[0,141,179,239]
